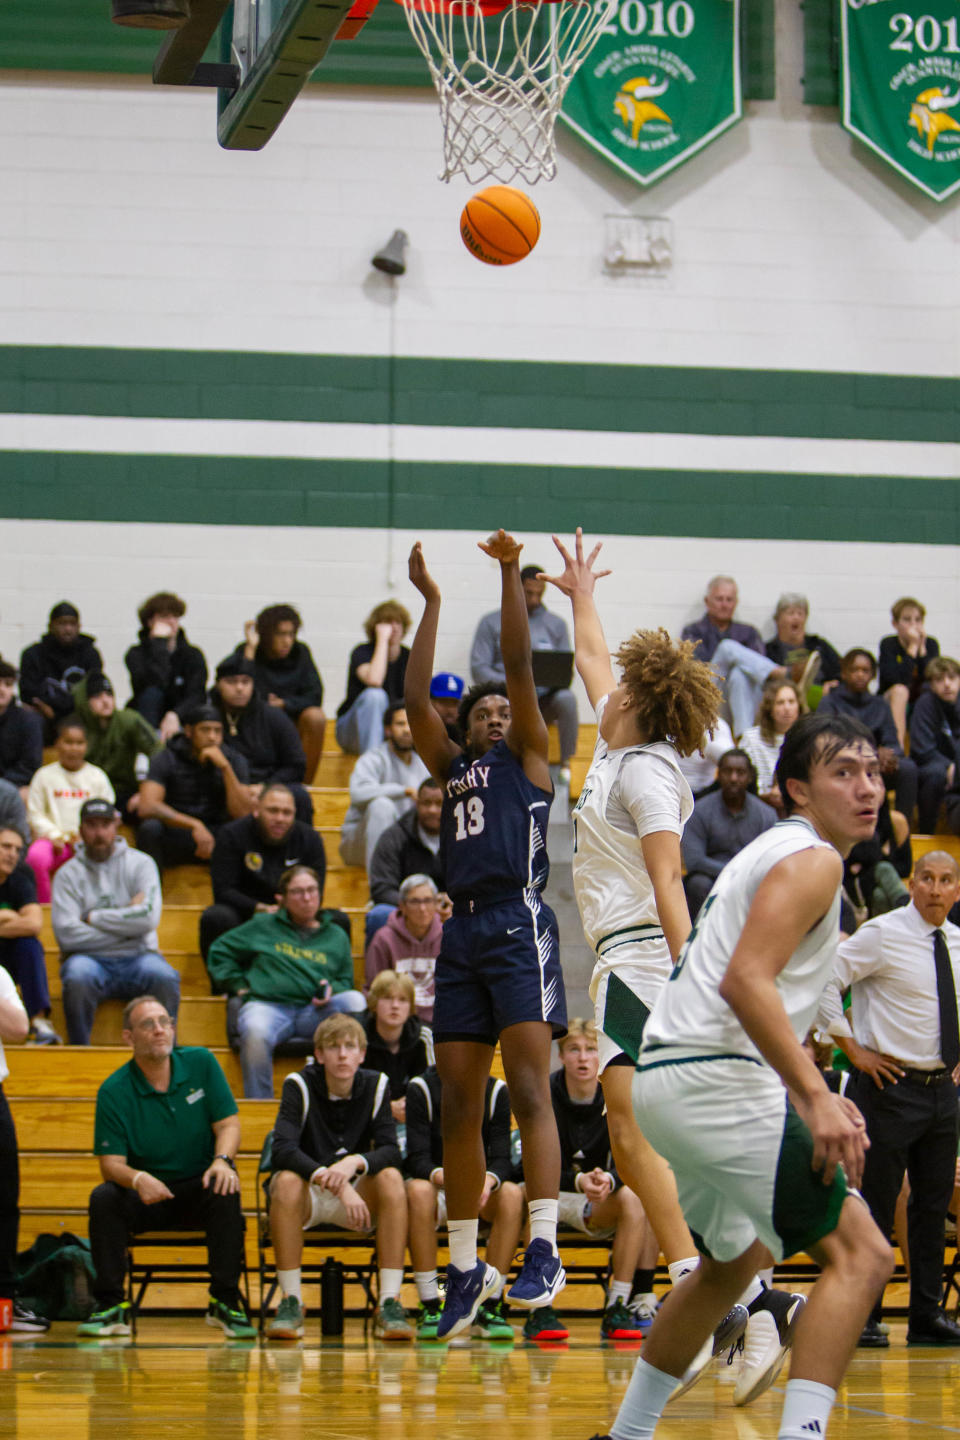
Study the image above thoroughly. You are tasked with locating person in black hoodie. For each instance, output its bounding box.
[125,592,208,741]
[818,648,918,823]
[0,660,42,796]
[19,603,103,741]
[909,657,960,833]
[137,705,252,869]
[226,605,326,784]
[360,970,433,1123]
[210,657,312,824]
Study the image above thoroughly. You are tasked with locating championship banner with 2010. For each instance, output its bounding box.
[842,0,960,201]
[560,0,741,188]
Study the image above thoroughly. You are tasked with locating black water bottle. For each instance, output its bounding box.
[321,1257,344,1336]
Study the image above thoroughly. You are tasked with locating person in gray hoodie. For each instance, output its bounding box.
[339,702,429,872]
[51,798,179,1044]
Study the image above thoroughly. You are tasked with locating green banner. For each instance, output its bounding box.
[841,0,960,201]
[560,0,741,187]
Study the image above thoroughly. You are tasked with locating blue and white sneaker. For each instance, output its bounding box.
[506,1239,566,1310]
[437,1261,498,1340]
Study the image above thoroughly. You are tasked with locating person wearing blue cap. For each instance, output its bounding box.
[430,673,465,740]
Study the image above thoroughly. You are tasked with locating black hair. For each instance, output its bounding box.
[457,682,509,737]
[384,699,408,726]
[840,647,876,675]
[418,775,443,794]
[256,604,301,648]
[0,659,17,682]
[718,747,756,782]
[56,713,86,738]
[775,712,877,815]
[520,565,544,583]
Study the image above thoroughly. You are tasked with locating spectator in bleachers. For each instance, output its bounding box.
[430,671,465,740]
[818,648,919,823]
[738,677,805,811]
[0,781,29,849]
[879,596,940,748]
[210,656,312,823]
[72,674,161,819]
[909,656,960,834]
[137,705,251,870]
[405,1063,521,1341]
[764,592,842,696]
[0,952,50,1333]
[364,875,443,1024]
[681,750,776,919]
[528,1018,646,1342]
[226,605,326,785]
[471,565,578,772]
[339,702,429,873]
[264,1012,413,1341]
[19,603,103,742]
[0,826,60,1045]
[125,592,208,742]
[199,782,326,962]
[77,993,253,1339]
[52,799,179,1045]
[335,601,412,756]
[681,575,785,738]
[206,864,364,1099]
[366,776,445,941]
[675,716,735,800]
[0,659,43,798]
[843,801,911,924]
[361,970,434,1122]
[26,717,114,902]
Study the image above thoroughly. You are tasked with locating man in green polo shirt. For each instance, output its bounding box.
[78,993,254,1338]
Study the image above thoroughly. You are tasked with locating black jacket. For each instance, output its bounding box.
[817,685,903,755]
[361,1013,434,1101]
[270,1062,400,1178]
[368,808,445,907]
[0,703,43,787]
[210,813,326,919]
[878,634,939,702]
[19,632,103,710]
[125,628,208,718]
[145,732,250,826]
[404,1066,512,1184]
[909,688,960,775]
[222,641,323,718]
[210,690,306,785]
[549,1068,621,1193]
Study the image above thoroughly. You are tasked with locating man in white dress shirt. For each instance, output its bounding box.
[824,849,960,1346]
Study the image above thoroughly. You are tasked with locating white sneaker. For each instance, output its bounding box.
[668,1303,748,1402]
[733,1293,804,1407]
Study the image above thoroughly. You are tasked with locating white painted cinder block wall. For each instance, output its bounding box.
[1,0,959,709]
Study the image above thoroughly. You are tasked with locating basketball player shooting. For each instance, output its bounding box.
[405,532,567,1341]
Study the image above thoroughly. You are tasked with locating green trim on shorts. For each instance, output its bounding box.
[688,1227,715,1262]
[638,1052,764,1072]
[773,1104,848,1259]
[595,923,664,955]
[601,973,651,1064]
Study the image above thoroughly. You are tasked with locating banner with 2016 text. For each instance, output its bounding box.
[842,0,960,201]
[560,0,741,188]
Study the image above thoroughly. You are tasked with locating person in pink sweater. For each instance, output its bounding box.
[364,874,443,1024]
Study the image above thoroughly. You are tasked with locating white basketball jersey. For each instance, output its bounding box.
[572,696,694,951]
[642,816,840,1061]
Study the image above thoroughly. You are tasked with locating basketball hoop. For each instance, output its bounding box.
[392,0,616,184]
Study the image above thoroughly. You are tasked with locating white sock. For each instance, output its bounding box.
[758,1266,774,1287]
[528,1198,559,1253]
[414,1270,440,1302]
[379,1268,404,1302]
[277,1268,302,1302]
[488,1269,506,1299]
[607,1280,632,1307]
[778,1378,836,1439]
[739,1275,765,1309]
[667,1257,700,1285]
[448,1219,479,1272]
[611,1356,679,1440]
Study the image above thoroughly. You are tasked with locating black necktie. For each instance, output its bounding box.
[933,929,960,1071]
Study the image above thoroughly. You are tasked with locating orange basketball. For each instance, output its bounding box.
[460,185,541,266]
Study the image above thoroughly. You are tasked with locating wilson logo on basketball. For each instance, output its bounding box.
[460,185,541,266]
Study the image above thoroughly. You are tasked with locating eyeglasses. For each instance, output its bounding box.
[404,896,437,906]
[134,1016,175,1032]
[286,886,320,898]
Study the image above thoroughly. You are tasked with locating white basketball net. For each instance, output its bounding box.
[397,0,615,184]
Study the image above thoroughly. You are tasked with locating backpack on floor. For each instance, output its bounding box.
[16,1232,96,1320]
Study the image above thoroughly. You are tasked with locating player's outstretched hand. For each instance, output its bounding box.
[800,1090,869,1190]
[540,527,612,598]
[408,541,441,601]
[478,529,523,565]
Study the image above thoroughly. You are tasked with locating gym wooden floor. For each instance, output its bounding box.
[1,1316,957,1440]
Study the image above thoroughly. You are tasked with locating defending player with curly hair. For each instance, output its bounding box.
[614,628,721,758]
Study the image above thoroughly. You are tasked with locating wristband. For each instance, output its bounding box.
[216,1154,237,1169]
[131,1171,145,1191]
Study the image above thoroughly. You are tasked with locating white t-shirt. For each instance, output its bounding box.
[0,966,27,1083]
[739,727,784,794]
[643,816,840,1061]
[571,696,694,950]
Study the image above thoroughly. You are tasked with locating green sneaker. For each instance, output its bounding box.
[206,1296,256,1339]
[77,1303,132,1337]
[266,1294,305,1340]
[374,1296,414,1341]
[416,1298,443,1341]
[522,1305,569,1342]
[472,1298,515,1341]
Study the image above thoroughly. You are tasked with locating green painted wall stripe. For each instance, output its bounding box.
[1,346,958,443]
[2,452,958,543]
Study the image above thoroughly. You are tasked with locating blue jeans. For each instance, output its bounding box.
[0,935,50,1020]
[335,688,390,756]
[60,952,181,1045]
[236,992,367,1098]
[711,639,780,737]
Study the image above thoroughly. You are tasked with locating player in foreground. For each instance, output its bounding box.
[405,532,566,1341]
[590,712,895,1440]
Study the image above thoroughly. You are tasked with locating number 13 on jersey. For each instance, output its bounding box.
[453,797,485,839]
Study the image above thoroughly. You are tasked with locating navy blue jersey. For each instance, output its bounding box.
[440,740,553,903]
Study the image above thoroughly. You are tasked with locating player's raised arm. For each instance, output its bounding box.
[478,529,551,789]
[539,528,615,710]
[405,543,461,784]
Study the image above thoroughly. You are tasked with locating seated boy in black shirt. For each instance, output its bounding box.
[405,1064,522,1341]
[265,1013,412,1342]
